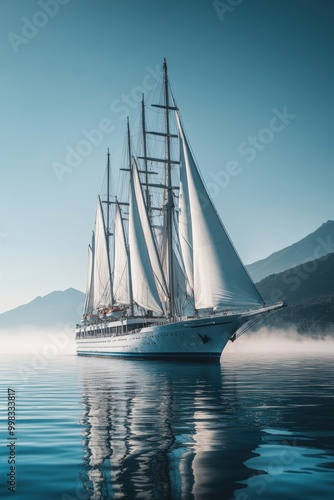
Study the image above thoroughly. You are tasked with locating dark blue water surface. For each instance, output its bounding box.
[0,348,334,499]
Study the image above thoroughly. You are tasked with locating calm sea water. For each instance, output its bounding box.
[0,345,334,499]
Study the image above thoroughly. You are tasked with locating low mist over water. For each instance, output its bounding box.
[1,325,77,356]
[224,327,334,357]
[2,325,334,358]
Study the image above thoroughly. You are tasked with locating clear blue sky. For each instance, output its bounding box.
[0,0,333,313]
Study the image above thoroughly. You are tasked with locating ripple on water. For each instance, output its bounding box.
[0,353,333,499]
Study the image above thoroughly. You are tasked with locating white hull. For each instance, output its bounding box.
[76,317,236,362]
[76,305,279,362]
[76,304,284,361]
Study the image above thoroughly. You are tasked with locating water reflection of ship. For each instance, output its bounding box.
[78,358,263,499]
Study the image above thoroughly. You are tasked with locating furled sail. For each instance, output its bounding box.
[128,157,168,314]
[93,196,113,309]
[83,236,94,315]
[176,113,264,310]
[113,202,130,305]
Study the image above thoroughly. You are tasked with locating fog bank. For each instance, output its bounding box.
[224,327,334,357]
[1,325,333,358]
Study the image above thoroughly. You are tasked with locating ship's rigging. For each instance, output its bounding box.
[82,59,265,322]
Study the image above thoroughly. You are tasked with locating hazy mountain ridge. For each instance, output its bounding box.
[257,252,334,304]
[255,252,334,335]
[0,288,85,330]
[246,220,334,282]
[252,293,334,336]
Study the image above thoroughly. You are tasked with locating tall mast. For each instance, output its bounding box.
[141,95,150,211]
[101,148,114,304]
[106,148,111,253]
[127,119,135,317]
[163,58,175,318]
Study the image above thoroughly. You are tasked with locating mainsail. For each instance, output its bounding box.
[113,202,130,305]
[93,196,113,309]
[178,139,194,296]
[128,157,168,314]
[176,112,264,310]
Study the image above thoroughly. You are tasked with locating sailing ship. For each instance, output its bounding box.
[75,59,284,361]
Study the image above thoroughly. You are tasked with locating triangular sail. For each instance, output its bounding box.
[113,202,130,305]
[93,196,113,310]
[178,141,194,296]
[83,236,94,315]
[128,157,167,314]
[176,113,264,310]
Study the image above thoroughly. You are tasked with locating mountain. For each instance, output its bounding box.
[0,288,85,330]
[246,220,334,283]
[254,252,334,335]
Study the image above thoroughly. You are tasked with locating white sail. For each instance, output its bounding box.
[128,158,167,314]
[172,246,188,316]
[113,203,130,305]
[179,142,194,295]
[83,238,94,314]
[93,196,113,309]
[176,114,264,310]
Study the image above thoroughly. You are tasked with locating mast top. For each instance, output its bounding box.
[163,58,167,76]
